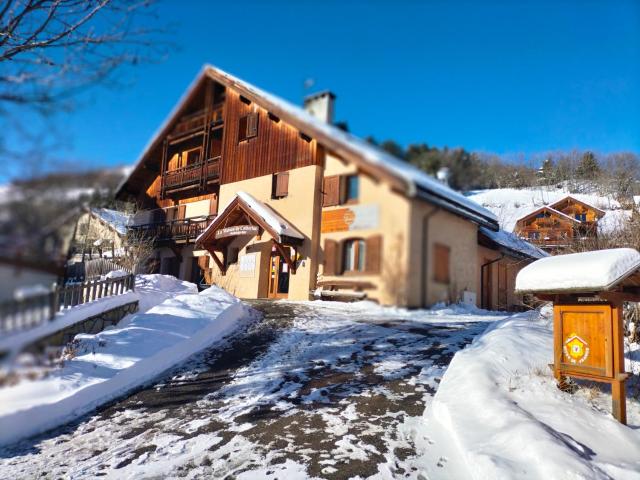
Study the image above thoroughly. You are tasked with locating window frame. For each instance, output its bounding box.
[344,174,359,204]
[342,238,366,274]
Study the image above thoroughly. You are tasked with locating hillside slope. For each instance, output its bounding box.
[467,186,631,235]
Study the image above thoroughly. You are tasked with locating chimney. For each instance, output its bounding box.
[304,90,336,124]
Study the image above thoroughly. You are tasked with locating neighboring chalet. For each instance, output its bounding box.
[514,196,605,251]
[116,65,545,309]
[71,207,131,260]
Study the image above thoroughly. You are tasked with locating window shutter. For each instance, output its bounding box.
[324,239,339,276]
[276,172,289,198]
[434,243,450,284]
[322,176,340,207]
[365,235,382,274]
[247,112,259,138]
[209,197,218,216]
[177,204,186,220]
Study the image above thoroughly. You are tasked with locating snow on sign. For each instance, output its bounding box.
[516,248,639,424]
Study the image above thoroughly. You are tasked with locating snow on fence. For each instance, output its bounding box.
[0,274,135,335]
[66,258,132,282]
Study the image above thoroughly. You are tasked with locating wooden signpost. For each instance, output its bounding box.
[552,301,628,423]
[515,248,639,425]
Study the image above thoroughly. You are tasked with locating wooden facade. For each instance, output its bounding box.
[514,196,605,251]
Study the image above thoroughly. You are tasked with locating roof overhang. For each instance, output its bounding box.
[116,64,498,230]
[197,193,304,250]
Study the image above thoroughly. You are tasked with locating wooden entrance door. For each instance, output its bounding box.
[268,247,290,299]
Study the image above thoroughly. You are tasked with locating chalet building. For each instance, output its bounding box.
[116,65,545,309]
[514,196,605,251]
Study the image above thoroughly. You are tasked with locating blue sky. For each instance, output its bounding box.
[12,0,640,173]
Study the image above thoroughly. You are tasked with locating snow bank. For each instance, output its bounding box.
[425,312,640,479]
[515,248,640,293]
[0,278,254,447]
[0,291,138,361]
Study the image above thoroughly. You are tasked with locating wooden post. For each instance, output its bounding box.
[49,283,58,320]
[611,301,627,424]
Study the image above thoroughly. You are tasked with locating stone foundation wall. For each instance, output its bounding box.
[25,301,139,354]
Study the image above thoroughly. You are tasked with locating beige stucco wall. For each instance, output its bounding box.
[319,153,413,306]
[207,164,322,300]
[407,204,480,308]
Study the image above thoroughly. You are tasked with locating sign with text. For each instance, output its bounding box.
[214,225,259,239]
[321,204,380,233]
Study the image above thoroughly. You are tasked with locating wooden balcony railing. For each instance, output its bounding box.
[129,215,216,244]
[162,157,220,194]
[171,104,224,137]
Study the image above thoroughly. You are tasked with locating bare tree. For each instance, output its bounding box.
[0,0,165,107]
[119,227,156,274]
[0,0,167,178]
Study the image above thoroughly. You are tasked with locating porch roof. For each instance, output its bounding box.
[196,191,304,249]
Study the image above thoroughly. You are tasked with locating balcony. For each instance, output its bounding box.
[170,104,224,140]
[162,157,220,195]
[129,215,216,244]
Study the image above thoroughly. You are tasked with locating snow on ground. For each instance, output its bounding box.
[423,307,640,479]
[0,275,254,447]
[0,300,506,479]
[467,187,626,234]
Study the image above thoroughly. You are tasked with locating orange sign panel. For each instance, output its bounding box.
[321,205,379,233]
[553,304,613,379]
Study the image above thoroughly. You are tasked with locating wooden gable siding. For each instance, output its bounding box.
[552,198,600,223]
[220,90,319,185]
[515,210,575,246]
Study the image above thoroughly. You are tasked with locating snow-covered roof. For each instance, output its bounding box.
[197,191,304,245]
[91,208,131,235]
[519,205,580,225]
[515,248,640,293]
[479,227,548,259]
[548,195,606,216]
[119,64,498,230]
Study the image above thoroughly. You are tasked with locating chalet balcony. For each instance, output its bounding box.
[129,215,216,244]
[169,104,224,141]
[162,156,221,195]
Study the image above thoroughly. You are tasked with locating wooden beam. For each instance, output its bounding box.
[210,251,226,275]
[274,242,296,274]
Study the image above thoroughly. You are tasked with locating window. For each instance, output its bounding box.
[238,112,259,142]
[575,213,586,221]
[343,239,366,273]
[434,243,450,284]
[344,175,359,203]
[186,148,201,166]
[528,231,540,240]
[272,172,289,199]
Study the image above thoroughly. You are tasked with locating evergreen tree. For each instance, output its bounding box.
[576,151,600,179]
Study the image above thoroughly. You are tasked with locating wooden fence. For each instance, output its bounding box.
[0,274,136,335]
[66,258,131,282]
